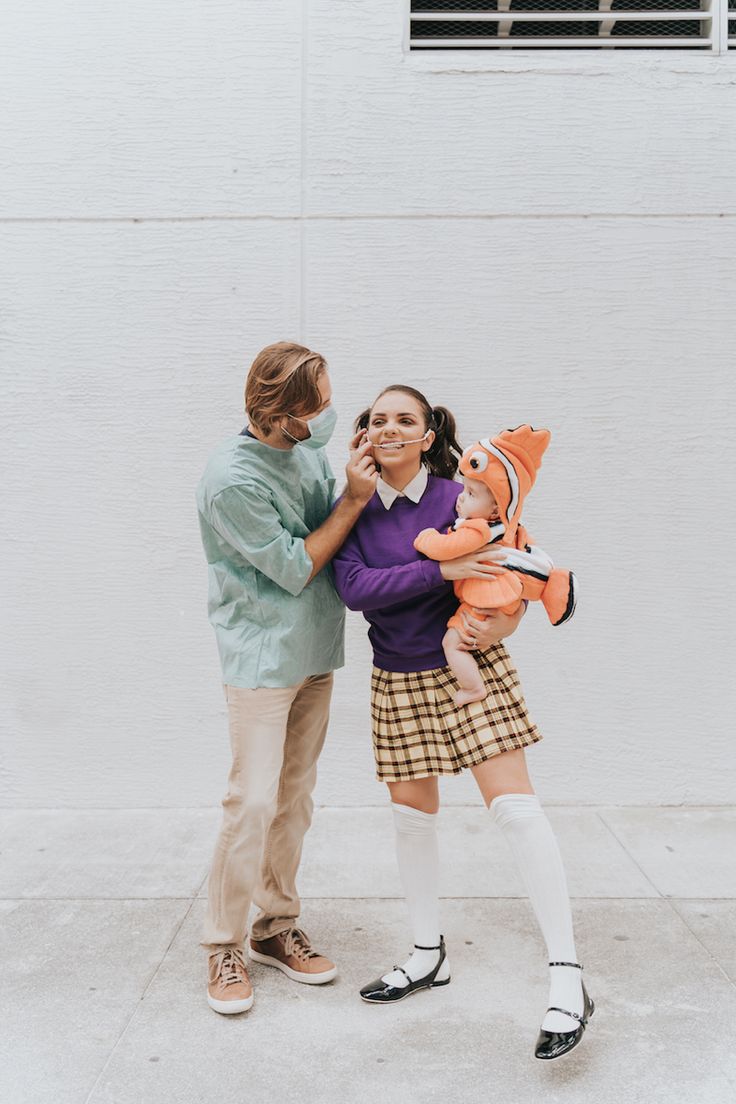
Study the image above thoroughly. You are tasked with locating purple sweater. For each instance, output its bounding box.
[331,475,463,673]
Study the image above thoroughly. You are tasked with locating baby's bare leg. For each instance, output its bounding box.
[443,627,488,708]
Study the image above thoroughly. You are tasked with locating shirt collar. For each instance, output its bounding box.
[376,465,429,510]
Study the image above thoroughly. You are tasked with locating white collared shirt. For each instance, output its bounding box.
[376,465,429,510]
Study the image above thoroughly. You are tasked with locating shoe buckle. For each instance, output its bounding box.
[547,1005,583,1023]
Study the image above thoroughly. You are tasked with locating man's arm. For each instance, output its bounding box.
[304,495,370,585]
[304,432,377,585]
[208,434,376,598]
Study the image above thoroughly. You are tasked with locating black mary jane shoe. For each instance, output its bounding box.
[359,937,450,1004]
[534,961,595,1061]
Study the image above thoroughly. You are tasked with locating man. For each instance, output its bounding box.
[196,341,377,1014]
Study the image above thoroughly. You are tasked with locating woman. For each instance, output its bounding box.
[331,385,593,1062]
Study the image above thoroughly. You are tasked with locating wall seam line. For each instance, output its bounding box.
[299,0,308,341]
[1,213,735,225]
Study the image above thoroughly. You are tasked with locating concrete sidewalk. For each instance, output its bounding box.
[2,806,735,1104]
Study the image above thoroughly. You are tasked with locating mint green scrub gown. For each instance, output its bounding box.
[196,432,346,688]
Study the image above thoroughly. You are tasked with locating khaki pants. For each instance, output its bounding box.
[200,670,334,951]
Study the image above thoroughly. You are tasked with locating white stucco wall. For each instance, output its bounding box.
[1,1,734,808]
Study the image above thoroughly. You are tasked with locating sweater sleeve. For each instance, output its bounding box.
[331,528,447,612]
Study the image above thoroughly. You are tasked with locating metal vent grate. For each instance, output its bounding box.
[409,0,721,48]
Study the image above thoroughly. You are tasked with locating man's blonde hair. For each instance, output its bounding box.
[245,342,327,435]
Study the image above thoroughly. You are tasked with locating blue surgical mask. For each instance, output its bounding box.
[281,404,337,450]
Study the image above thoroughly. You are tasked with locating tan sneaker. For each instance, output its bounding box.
[207,945,254,1014]
[249,926,337,985]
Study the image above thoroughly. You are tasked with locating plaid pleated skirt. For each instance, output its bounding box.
[370,643,542,782]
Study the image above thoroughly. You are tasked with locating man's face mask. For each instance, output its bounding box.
[281,404,338,449]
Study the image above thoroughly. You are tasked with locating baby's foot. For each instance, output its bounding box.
[455,686,488,708]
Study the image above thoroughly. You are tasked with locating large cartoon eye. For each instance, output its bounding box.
[467,450,488,472]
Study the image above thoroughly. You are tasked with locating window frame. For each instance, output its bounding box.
[403,0,734,66]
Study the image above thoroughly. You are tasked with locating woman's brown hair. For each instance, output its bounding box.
[354,385,462,481]
[245,341,327,435]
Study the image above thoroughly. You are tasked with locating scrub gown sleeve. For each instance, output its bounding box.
[210,483,314,598]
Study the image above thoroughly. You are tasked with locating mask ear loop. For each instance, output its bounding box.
[421,412,440,467]
[280,412,310,445]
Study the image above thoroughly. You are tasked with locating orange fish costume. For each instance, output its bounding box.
[413,425,577,631]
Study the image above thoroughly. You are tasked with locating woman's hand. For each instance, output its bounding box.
[441,541,555,584]
[439,546,508,582]
[344,428,378,505]
[455,602,527,650]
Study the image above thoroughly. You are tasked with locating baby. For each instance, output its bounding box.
[413,425,577,708]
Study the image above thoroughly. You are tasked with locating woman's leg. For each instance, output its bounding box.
[471,750,585,1033]
[387,775,440,815]
[377,777,450,987]
[470,746,534,803]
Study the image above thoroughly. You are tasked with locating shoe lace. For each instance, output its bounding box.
[281,927,319,964]
[209,946,248,987]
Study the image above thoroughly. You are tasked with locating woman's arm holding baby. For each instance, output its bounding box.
[452,537,557,649]
[332,537,508,612]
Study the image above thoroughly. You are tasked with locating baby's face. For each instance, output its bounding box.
[456,477,501,522]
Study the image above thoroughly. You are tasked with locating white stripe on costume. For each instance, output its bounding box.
[479,438,520,522]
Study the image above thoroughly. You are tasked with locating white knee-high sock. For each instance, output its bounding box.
[381,803,450,987]
[490,793,584,1032]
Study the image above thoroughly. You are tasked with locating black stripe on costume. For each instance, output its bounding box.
[553,571,577,626]
[503,566,549,582]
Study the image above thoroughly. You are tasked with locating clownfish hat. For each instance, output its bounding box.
[458,425,551,534]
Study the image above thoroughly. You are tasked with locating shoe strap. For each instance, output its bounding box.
[396,957,443,987]
[546,1005,588,1026]
[399,938,446,985]
[414,934,445,951]
[548,961,582,969]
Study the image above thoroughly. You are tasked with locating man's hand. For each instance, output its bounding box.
[344,428,378,505]
[305,429,377,582]
[455,602,527,650]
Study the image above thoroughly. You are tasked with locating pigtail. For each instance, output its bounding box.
[353,407,372,434]
[424,405,462,480]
